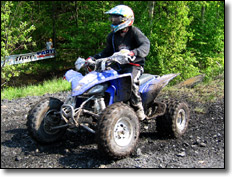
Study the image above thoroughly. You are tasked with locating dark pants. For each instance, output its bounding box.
[119,65,144,110]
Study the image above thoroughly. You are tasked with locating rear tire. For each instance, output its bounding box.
[27,97,66,143]
[97,102,140,159]
[156,100,190,138]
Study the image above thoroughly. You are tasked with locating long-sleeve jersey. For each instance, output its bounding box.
[93,26,150,67]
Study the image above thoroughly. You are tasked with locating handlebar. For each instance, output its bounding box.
[75,50,136,72]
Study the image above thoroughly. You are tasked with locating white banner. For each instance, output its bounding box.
[1,48,55,66]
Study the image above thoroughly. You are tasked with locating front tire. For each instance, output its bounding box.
[27,97,66,143]
[97,102,140,159]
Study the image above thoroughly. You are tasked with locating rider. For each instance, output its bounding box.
[86,5,150,120]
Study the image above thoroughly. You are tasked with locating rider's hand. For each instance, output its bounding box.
[85,57,95,72]
[128,51,135,57]
[128,51,135,61]
[118,49,135,62]
[85,57,95,66]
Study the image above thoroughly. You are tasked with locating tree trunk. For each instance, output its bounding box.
[75,1,79,28]
[149,1,155,20]
[201,5,205,24]
[148,1,155,33]
[75,1,79,55]
[52,1,56,49]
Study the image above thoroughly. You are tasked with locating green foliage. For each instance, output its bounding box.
[1,1,224,88]
[187,1,224,70]
[1,1,36,85]
[139,1,200,80]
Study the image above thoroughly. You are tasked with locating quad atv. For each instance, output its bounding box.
[27,50,190,159]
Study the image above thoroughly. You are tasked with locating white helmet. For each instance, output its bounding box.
[105,5,134,33]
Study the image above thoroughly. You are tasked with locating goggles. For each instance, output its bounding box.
[109,15,125,25]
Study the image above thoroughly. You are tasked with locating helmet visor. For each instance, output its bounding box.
[109,15,124,25]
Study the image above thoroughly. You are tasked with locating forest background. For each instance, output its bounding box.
[1,1,224,87]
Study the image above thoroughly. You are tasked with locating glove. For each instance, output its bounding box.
[85,57,95,66]
[128,51,135,57]
[128,51,135,61]
[118,49,136,62]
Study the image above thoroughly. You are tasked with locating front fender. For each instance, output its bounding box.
[65,69,83,82]
[67,69,132,97]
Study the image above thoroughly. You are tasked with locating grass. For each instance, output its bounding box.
[1,77,71,100]
[1,73,224,102]
[157,73,224,114]
[160,73,224,103]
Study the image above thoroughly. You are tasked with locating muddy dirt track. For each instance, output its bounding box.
[1,91,225,168]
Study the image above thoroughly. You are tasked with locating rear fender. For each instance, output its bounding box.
[140,73,180,108]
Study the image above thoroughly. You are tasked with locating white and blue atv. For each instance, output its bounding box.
[27,50,190,159]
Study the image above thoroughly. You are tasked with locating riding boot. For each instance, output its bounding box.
[135,102,146,121]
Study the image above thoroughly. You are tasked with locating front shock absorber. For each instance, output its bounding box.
[94,97,106,113]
